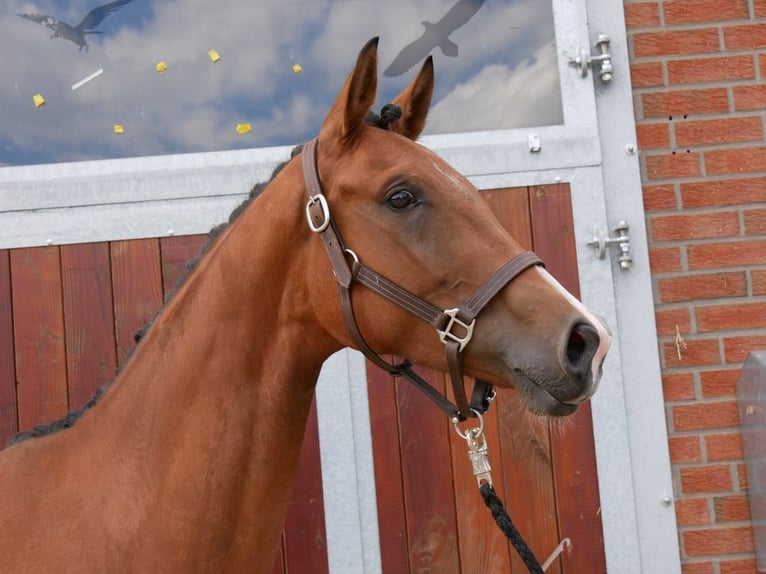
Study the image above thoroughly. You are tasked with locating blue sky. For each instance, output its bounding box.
[1,0,561,167]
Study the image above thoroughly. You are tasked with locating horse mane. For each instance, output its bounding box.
[7,106,402,448]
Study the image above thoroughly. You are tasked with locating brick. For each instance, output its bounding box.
[673,401,740,431]
[724,23,766,50]
[631,61,665,87]
[720,558,759,573]
[700,369,740,397]
[642,88,729,118]
[733,84,766,110]
[706,146,766,176]
[758,0,766,17]
[688,240,766,268]
[697,301,766,331]
[681,178,766,207]
[657,272,747,303]
[643,184,678,211]
[669,435,703,462]
[744,207,766,234]
[706,433,745,461]
[679,464,733,493]
[753,270,766,295]
[651,211,740,242]
[736,463,749,490]
[655,307,692,335]
[683,526,754,556]
[724,334,766,362]
[676,496,711,525]
[663,372,696,400]
[667,56,755,85]
[675,117,764,147]
[664,0,748,24]
[636,122,670,149]
[663,338,721,368]
[633,29,720,57]
[645,152,701,180]
[624,2,660,29]
[681,562,714,574]
[650,246,683,272]
[713,495,751,521]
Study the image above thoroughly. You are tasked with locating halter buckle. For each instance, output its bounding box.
[306,194,331,233]
[438,308,475,351]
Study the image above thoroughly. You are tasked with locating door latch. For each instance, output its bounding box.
[568,34,613,83]
[587,220,632,269]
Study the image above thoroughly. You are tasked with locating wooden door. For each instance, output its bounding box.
[367,184,606,574]
[0,236,329,574]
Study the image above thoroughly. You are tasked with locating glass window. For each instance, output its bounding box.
[2,0,561,166]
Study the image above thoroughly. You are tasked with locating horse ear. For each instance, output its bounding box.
[389,56,434,140]
[320,37,379,145]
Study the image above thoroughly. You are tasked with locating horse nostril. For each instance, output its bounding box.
[564,322,600,376]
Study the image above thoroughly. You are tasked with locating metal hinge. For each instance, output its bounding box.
[587,220,632,269]
[568,34,613,83]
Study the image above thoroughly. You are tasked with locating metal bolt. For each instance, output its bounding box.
[661,495,673,507]
[168,229,175,236]
[46,238,53,246]
[625,144,636,155]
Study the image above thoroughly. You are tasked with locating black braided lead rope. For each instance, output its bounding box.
[479,482,544,574]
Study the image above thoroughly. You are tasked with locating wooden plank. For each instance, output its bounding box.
[481,187,534,249]
[282,398,329,573]
[496,393,561,573]
[529,184,606,573]
[0,250,18,446]
[397,368,461,573]
[482,186,564,571]
[159,235,207,297]
[110,239,163,365]
[448,386,512,573]
[61,243,117,410]
[367,361,410,574]
[10,247,69,430]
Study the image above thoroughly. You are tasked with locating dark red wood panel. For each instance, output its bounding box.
[160,235,207,296]
[282,398,329,574]
[0,250,18,446]
[110,239,163,364]
[448,394,513,573]
[397,368,460,573]
[10,247,68,430]
[61,243,117,410]
[368,361,410,573]
[529,183,606,574]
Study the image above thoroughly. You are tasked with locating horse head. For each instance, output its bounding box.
[305,38,611,417]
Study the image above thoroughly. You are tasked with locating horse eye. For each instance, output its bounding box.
[386,189,417,211]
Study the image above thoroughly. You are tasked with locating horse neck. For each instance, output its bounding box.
[74,159,337,568]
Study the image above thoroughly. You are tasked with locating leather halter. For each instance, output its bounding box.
[301,137,544,421]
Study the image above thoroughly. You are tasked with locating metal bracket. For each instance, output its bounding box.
[568,34,613,83]
[587,220,632,269]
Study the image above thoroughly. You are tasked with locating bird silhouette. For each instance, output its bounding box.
[18,0,136,52]
[384,0,486,77]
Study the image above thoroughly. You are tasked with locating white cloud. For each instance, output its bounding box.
[427,40,562,133]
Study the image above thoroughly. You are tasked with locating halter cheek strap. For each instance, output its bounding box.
[302,137,544,421]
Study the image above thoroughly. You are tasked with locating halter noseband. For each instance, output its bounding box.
[301,137,544,421]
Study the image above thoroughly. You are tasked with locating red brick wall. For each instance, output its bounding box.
[626,0,766,571]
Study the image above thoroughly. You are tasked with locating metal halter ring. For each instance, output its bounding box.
[306,194,331,233]
[452,408,484,439]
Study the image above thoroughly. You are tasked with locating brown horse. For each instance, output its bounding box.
[0,38,610,572]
